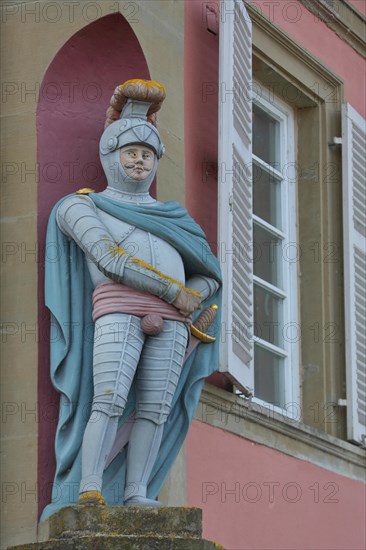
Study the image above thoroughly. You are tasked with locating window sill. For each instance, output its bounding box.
[196,383,366,482]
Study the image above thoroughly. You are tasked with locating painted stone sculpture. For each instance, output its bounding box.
[42,80,221,520]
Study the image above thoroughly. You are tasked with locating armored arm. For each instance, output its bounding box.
[56,195,180,303]
[185,275,220,301]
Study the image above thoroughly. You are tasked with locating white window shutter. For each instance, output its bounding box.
[218,0,253,395]
[342,103,366,445]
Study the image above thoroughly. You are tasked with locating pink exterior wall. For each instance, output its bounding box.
[187,421,366,550]
[184,0,233,391]
[184,0,219,243]
[251,0,366,118]
[184,6,365,546]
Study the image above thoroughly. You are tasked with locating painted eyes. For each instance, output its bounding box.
[126,151,152,160]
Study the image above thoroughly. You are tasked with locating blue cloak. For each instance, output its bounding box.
[41,193,222,521]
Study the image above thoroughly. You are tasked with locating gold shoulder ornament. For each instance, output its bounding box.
[76,188,96,195]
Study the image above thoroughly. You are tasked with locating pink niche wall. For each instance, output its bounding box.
[187,421,366,550]
[36,13,150,517]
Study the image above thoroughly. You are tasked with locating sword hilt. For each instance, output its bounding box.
[190,304,218,343]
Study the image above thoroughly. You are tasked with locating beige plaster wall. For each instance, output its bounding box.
[129,0,185,204]
[0,1,185,547]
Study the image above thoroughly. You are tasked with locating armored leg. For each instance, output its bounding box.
[79,313,145,495]
[124,320,188,505]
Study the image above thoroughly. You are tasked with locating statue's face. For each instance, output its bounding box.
[120,144,155,181]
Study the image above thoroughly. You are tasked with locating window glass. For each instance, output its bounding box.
[253,224,283,288]
[254,284,284,347]
[253,104,280,166]
[253,163,282,228]
[254,346,286,407]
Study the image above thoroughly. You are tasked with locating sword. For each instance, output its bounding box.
[105,304,218,469]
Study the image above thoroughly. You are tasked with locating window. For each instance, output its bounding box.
[217,0,301,414]
[252,93,299,411]
[217,0,364,442]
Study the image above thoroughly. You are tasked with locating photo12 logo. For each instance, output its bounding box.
[202,480,340,504]
[1,2,139,24]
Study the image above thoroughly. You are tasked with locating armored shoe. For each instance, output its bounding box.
[78,490,106,506]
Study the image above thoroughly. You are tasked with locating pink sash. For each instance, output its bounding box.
[92,281,192,324]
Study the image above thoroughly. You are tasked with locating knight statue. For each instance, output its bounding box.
[42,79,221,519]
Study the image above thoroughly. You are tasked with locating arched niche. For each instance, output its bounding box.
[37,12,150,517]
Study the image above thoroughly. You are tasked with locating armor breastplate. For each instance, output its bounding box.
[87,208,185,288]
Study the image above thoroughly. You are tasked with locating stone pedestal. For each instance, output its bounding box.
[10,506,224,549]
